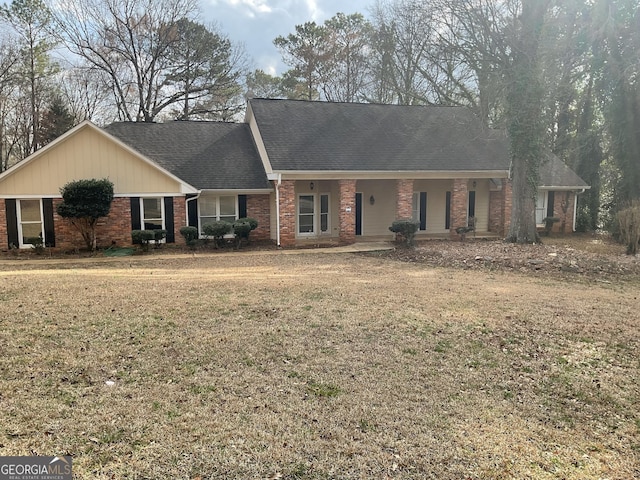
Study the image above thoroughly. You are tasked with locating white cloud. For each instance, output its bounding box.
[209,0,272,18]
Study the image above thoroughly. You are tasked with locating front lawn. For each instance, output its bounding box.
[0,249,638,479]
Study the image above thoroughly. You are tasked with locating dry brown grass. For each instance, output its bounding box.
[0,249,639,479]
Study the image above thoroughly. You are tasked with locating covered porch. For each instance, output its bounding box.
[274,177,511,247]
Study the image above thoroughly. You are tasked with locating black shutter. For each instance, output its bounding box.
[546,191,555,218]
[164,197,175,243]
[238,194,247,218]
[5,199,18,247]
[187,195,198,228]
[42,198,56,247]
[130,197,141,230]
[445,191,451,230]
[468,191,476,218]
[419,192,427,231]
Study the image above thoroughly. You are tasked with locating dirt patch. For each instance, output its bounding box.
[382,234,640,280]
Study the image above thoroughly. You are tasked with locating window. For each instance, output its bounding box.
[298,194,315,234]
[536,191,555,225]
[198,195,237,234]
[18,199,44,247]
[142,198,164,230]
[320,194,330,234]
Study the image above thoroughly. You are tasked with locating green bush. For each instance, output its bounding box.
[389,219,420,247]
[57,178,114,251]
[131,229,166,251]
[617,201,640,254]
[25,235,45,254]
[233,217,258,248]
[179,226,199,248]
[202,221,232,248]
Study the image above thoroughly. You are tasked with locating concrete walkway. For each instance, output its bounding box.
[0,241,395,268]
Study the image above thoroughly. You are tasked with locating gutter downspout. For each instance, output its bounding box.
[275,174,282,247]
[573,188,586,232]
[185,192,201,231]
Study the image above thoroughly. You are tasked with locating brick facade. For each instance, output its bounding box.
[489,179,513,237]
[450,178,469,239]
[395,179,414,219]
[338,179,356,244]
[246,194,271,241]
[277,180,296,247]
[53,197,133,250]
[172,197,187,245]
[551,191,575,234]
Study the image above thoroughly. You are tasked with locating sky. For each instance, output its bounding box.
[202,0,372,75]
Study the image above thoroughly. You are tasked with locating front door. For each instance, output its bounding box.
[355,192,363,236]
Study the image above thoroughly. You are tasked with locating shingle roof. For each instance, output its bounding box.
[104,121,271,190]
[249,98,511,172]
[539,154,589,188]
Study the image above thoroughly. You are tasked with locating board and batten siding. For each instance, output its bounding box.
[0,125,183,196]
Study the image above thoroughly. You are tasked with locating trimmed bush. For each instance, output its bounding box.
[389,219,420,247]
[202,221,232,248]
[132,229,166,251]
[179,226,199,248]
[233,217,259,248]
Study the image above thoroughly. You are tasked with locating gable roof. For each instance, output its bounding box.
[539,155,589,189]
[104,121,271,191]
[248,98,511,173]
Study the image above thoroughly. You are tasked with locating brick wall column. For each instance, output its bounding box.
[502,179,513,236]
[246,194,271,241]
[278,180,296,247]
[0,199,7,251]
[450,178,469,239]
[338,179,356,244]
[489,190,502,234]
[173,197,187,245]
[396,179,414,219]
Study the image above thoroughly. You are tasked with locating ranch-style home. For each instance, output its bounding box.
[0,98,588,251]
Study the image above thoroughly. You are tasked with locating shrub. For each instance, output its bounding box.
[617,201,640,255]
[179,226,199,248]
[202,221,232,248]
[233,217,258,248]
[25,235,45,254]
[131,229,165,251]
[57,178,114,251]
[542,216,560,236]
[389,219,420,247]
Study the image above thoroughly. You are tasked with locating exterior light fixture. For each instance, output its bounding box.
[369,195,375,205]
[310,182,314,190]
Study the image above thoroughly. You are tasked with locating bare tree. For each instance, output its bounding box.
[48,0,208,121]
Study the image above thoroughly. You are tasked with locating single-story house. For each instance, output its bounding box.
[0,98,589,250]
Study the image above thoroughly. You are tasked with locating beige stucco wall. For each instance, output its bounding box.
[0,125,183,196]
[357,180,396,237]
[468,178,490,232]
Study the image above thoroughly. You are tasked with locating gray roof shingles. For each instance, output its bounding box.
[104,121,271,190]
[249,98,512,172]
[539,154,589,188]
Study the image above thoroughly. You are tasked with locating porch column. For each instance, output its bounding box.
[396,179,414,219]
[278,180,296,247]
[338,179,356,244]
[450,178,469,240]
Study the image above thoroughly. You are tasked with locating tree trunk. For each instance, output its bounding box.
[505,0,550,244]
